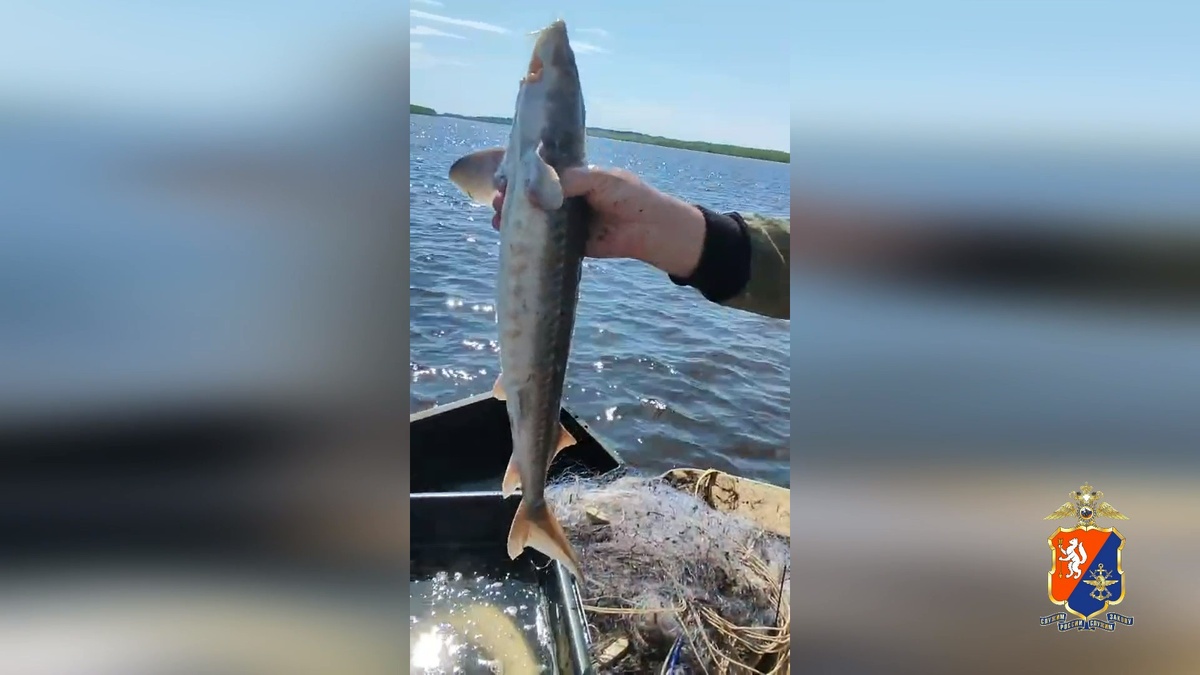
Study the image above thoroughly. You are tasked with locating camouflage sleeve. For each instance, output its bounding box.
[717,213,790,320]
[668,207,790,321]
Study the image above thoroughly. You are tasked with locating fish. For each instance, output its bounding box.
[447,19,590,580]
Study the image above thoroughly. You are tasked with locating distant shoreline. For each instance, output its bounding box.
[411,104,789,163]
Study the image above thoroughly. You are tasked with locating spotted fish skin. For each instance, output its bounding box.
[448,19,589,580]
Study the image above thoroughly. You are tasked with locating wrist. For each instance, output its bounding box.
[635,196,706,277]
[667,207,752,304]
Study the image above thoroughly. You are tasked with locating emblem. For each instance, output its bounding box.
[1039,482,1134,631]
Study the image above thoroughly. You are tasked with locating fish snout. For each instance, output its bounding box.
[527,20,575,84]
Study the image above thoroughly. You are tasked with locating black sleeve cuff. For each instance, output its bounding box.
[668,206,752,303]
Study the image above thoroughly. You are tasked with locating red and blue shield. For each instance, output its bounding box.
[1047,526,1126,620]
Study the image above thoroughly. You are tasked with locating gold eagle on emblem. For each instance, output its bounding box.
[1044,482,1128,527]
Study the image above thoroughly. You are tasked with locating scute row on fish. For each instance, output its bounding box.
[448,19,591,580]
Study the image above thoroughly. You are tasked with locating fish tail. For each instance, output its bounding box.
[507,499,583,580]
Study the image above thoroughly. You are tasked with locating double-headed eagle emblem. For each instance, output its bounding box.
[1043,482,1128,527]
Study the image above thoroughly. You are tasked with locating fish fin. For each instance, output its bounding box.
[449,147,506,204]
[507,499,583,580]
[501,454,521,497]
[556,423,576,452]
[503,425,575,496]
[492,373,507,401]
[521,145,563,211]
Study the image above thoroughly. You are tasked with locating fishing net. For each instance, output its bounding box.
[546,469,791,674]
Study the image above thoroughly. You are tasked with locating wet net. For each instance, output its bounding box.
[546,470,791,674]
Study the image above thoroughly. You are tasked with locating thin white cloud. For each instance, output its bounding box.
[577,28,610,39]
[411,25,465,39]
[410,39,470,70]
[410,0,444,6]
[410,10,508,34]
[411,49,470,69]
[572,41,609,55]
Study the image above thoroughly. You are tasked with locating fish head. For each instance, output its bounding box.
[513,19,586,164]
[445,20,586,205]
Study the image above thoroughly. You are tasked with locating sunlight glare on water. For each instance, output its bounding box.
[410,570,554,674]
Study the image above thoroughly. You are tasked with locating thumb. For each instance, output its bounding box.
[558,165,600,198]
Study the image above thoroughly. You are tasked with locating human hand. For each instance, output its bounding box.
[490,166,706,278]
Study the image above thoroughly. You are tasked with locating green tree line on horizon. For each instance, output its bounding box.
[409,104,788,163]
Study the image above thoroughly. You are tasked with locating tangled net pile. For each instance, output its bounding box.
[546,471,790,674]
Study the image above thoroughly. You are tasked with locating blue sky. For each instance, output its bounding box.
[794,1,1199,147]
[408,0,791,152]
[0,1,407,124]
[2,2,1195,151]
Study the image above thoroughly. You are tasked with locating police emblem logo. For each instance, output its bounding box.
[1040,483,1135,632]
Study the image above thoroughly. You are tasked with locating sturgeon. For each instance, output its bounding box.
[448,19,589,580]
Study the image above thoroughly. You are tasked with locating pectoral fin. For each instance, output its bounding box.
[521,145,563,211]
[449,147,507,204]
[507,499,583,580]
[500,424,577,497]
